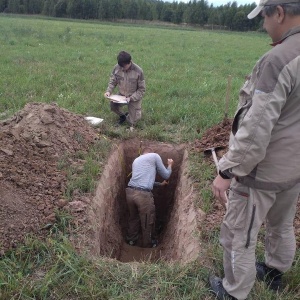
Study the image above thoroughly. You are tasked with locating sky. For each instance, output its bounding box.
[164,0,258,7]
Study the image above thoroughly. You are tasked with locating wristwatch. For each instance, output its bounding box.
[219,170,231,179]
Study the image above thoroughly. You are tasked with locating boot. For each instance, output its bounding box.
[117,114,127,125]
[117,112,129,125]
[256,262,283,291]
[209,275,238,300]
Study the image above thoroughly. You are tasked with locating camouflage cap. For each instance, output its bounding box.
[247,0,300,19]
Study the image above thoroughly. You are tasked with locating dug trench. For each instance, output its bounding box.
[1,103,299,265]
[76,139,204,263]
[0,103,204,264]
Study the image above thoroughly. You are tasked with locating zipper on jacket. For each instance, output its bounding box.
[245,204,256,248]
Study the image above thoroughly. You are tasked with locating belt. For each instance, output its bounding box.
[128,186,151,192]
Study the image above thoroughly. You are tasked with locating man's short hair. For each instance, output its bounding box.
[264,2,300,16]
[117,51,131,67]
[282,3,300,15]
[142,147,153,154]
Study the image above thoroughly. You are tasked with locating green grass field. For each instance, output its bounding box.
[0,14,270,141]
[0,14,299,300]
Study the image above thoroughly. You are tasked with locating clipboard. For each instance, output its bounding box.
[107,94,127,104]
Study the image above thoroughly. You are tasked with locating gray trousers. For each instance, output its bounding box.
[110,100,142,125]
[221,178,300,300]
[125,188,155,248]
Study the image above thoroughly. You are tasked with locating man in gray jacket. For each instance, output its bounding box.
[104,51,145,127]
[209,0,300,299]
[126,148,173,248]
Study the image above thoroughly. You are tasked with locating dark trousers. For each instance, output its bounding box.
[110,100,142,125]
[125,188,155,248]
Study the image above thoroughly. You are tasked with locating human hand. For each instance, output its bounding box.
[212,175,231,209]
[104,92,110,98]
[167,159,174,167]
[161,180,169,186]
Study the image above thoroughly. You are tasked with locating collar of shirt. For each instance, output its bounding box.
[271,25,300,47]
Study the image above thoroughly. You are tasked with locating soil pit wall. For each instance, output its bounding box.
[86,139,203,263]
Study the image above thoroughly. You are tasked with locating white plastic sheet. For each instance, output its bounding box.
[84,116,104,126]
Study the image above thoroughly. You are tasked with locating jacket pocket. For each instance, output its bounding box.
[232,99,252,135]
[226,187,249,230]
[228,187,256,248]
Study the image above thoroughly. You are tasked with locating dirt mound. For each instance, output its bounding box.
[192,118,232,153]
[0,102,99,253]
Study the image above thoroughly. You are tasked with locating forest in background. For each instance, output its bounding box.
[0,0,263,31]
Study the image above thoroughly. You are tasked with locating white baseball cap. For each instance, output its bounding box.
[247,0,300,19]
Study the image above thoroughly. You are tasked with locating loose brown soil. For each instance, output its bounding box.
[0,102,99,254]
[0,103,299,260]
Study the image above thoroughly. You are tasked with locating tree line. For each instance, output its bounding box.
[0,0,263,31]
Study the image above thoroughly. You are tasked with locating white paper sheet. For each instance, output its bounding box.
[107,94,127,103]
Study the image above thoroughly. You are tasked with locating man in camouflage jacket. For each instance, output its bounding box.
[104,51,145,127]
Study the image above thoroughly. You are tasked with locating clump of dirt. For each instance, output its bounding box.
[0,102,99,254]
[192,118,231,154]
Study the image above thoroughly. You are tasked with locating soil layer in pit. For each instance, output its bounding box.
[76,139,204,264]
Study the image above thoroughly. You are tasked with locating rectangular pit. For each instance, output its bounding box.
[82,138,203,263]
